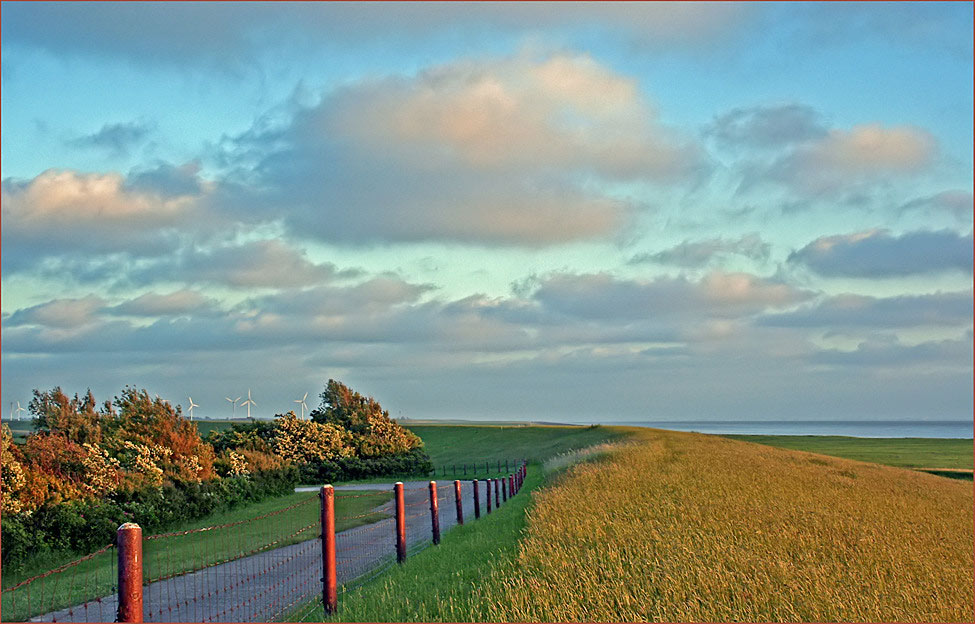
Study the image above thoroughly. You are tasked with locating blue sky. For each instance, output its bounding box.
[2,2,971,422]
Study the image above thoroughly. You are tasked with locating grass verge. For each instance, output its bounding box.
[724,434,973,471]
[1,489,390,622]
[406,423,627,468]
[290,464,547,622]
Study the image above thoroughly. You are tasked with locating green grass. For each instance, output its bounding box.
[1,489,391,622]
[288,463,547,622]
[406,423,627,469]
[723,435,973,471]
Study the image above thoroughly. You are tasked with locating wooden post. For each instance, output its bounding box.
[494,477,500,507]
[473,478,480,519]
[486,478,492,514]
[429,481,441,545]
[320,485,337,614]
[394,482,406,563]
[454,480,464,525]
[116,523,143,623]
[502,475,507,502]
[508,474,514,498]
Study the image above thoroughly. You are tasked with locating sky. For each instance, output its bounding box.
[1,1,972,423]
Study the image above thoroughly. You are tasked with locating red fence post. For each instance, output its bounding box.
[394,482,406,563]
[116,523,143,623]
[485,478,492,514]
[320,485,337,614]
[502,475,507,502]
[454,480,464,525]
[472,478,480,519]
[429,481,441,545]
[494,477,500,507]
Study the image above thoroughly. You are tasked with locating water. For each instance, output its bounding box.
[607,420,974,439]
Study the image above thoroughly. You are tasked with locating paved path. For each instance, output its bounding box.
[35,479,512,622]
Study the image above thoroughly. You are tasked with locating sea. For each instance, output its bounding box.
[605,420,974,439]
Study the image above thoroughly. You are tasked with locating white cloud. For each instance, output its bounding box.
[230,52,706,246]
[788,228,972,277]
[629,233,771,267]
[764,125,937,195]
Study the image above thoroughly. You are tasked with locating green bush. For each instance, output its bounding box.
[297,447,433,483]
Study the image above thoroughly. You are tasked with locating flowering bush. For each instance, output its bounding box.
[272,411,355,464]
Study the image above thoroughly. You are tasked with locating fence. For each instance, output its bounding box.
[1,462,528,623]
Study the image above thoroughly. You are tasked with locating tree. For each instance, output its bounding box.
[29,387,102,445]
[310,379,422,457]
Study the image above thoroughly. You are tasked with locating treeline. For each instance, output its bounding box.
[1,379,431,569]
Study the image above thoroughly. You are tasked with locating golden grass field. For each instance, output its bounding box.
[479,428,973,622]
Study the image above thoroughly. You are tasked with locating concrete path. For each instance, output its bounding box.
[34,478,513,622]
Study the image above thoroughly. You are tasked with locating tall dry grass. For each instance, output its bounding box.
[484,429,973,622]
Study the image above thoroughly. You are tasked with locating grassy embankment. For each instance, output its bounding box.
[405,423,625,472]
[0,490,390,622]
[308,427,973,622]
[725,434,973,479]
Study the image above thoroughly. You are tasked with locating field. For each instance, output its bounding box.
[320,428,973,622]
[404,423,626,467]
[724,434,973,473]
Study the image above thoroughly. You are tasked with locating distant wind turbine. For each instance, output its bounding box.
[187,397,199,420]
[241,389,256,420]
[225,396,241,417]
[14,402,25,420]
[294,392,309,419]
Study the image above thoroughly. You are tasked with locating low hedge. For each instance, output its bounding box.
[297,447,434,483]
[1,466,298,571]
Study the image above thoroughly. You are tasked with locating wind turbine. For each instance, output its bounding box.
[241,389,256,420]
[14,402,25,420]
[294,392,308,419]
[187,397,199,421]
[225,395,240,418]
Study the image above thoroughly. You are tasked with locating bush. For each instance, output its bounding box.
[1,466,299,570]
[297,447,433,484]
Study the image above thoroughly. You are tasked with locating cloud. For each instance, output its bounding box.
[898,190,973,222]
[1,168,213,272]
[760,291,973,329]
[225,51,706,246]
[706,104,826,148]
[109,290,217,317]
[809,334,972,369]
[1,3,752,70]
[125,162,206,197]
[629,233,771,268]
[788,229,972,277]
[65,120,153,155]
[5,296,105,329]
[761,125,937,196]
[130,240,358,289]
[531,271,811,321]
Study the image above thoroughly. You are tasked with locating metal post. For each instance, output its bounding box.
[486,478,492,514]
[473,478,480,519]
[502,475,507,502]
[116,523,143,623]
[429,481,441,545]
[394,482,406,563]
[320,485,337,614]
[454,480,464,525]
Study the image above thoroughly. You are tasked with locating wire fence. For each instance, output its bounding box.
[1,462,528,623]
